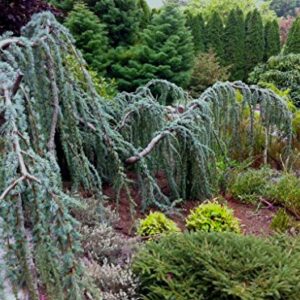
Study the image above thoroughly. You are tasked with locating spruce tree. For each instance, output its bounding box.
[245,9,264,76]
[224,8,246,80]
[86,0,142,47]
[65,3,109,75]
[284,17,300,54]
[185,12,206,53]
[264,20,281,60]
[206,11,224,63]
[112,5,194,93]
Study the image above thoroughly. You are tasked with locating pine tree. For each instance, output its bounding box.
[86,0,142,47]
[185,12,206,53]
[245,9,264,76]
[112,5,194,93]
[224,8,246,80]
[284,17,300,54]
[65,3,109,75]
[264,20,281,60]
[206,11,224,63]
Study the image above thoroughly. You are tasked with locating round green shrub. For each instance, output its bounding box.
[136,212,180,238]
[186,202,241,233]
[133,232,300,300]
[228,167,274,203]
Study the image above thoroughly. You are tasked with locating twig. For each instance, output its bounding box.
[0,176,26,200]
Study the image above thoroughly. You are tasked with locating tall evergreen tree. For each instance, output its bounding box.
[86,0,142,47]
[65,3,109,75]
[206,11,224,62]
[185,12,206,53]
[245,9,264,76]
[113,5,194,93]
[284,17,300,55]
[224,8,246,80]
[138,0,151,29]
[264,20,281,60]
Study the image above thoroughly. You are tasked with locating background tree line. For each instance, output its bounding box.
[2,0,300,99]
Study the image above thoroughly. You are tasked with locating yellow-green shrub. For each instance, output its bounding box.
[186,202,240,233]
[136,212,180,237]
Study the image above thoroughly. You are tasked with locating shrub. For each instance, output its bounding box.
[186,202,240,233]
[271,209,292,232]
[81,223,137,265]
[133,232,300,300]
[228,167,274,203]
[189,50,230,97]
[136,212,180,238]
[266,173,300,216]
[85,259,139,300]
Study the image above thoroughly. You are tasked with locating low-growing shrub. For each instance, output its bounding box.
[85,259,139,300]
[186,202,240,233]
[81,223,137,264]
[228,167,274,203]
[133,232,300,300]
[266,174,300,216]
[136,212,180,238]
[271,209,292,233]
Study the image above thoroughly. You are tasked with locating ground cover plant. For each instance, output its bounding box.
[133,232,300,300]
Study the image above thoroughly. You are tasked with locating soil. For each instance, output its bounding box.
[103,176,278,237]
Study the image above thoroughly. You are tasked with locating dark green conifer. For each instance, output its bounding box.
[284,17,300,54]
[245,9,264,76]
[138,0,151,29]
[206,11,224,62]
[264,20,281,60]
[224,8,246,80]
[65,3,109,75]
[86,0,142,47]
[185,12,206,53]
[113,5,194,93]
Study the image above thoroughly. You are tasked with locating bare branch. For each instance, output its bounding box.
[126,130,171,164]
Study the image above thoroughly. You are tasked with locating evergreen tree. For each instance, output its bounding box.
[112,5,194,93]
[86,0,142,47]
[224,8,246,80]
[206,11,224,62]
[65,3,109,75]
[264,20,281,60]
[138,0,151,29]
[245,9,264,76]
[284,17,300,55]
[185,12,206,53]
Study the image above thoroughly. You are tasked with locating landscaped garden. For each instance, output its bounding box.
[1,0,300,299]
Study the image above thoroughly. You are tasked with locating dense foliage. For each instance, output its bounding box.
[65,3,109,75]
[134,232,300,299]
[112,4,194,92]
[269,0,300,17]
[137,212,180,237]
[185,202,241,233]
[284,16,300,54]
[249,54,300,106]
[245,9,265,75]
[264,19,281,60]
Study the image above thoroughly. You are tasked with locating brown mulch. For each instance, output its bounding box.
[103,176,278,237]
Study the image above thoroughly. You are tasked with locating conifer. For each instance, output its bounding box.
[113,5,194,93]
[206,11,225,63]
[185,12,206,53]
[264,20,281,60]
[284,17,300,54]
[65,3,109,75]
[245,9,264,76]
[224,8,246,80]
